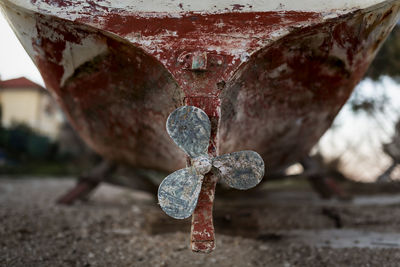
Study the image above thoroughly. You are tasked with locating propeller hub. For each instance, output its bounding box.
[193,155,212,175]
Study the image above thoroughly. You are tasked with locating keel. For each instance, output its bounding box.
[190,172,218,253]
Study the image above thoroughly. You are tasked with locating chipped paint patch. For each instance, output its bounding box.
[60,36,108,86]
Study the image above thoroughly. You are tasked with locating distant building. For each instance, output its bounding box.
[0,77,64,139]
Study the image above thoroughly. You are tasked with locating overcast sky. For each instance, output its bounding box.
[0,14,43,85]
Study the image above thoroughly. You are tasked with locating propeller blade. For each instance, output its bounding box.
[213,151,265,190]
[158,167,204,219]
[167,106,211,158]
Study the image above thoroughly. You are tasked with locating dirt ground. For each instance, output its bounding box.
[1,178,400,267]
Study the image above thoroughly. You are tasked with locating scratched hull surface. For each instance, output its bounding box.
[1,0,400,173]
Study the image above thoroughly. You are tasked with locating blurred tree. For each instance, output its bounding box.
[316,23,400,182]
[0,123,54,161]
[377,119,400,181]
[348,23,400,124]
[366,25,400,81]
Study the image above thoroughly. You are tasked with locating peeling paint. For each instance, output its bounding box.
[60,36,108,86]
[5,0,394,16]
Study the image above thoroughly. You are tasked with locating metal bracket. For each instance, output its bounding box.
[178,52,225,72]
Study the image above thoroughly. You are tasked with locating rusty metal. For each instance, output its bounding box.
[1,0,400,254]
[191,172,218,253]
[57,160,115,205]
[57,179,100,205]
[57,161,162,204]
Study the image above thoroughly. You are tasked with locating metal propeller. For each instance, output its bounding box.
[158,106,265,219]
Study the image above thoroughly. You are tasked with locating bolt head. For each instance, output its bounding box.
[193,155,212,175]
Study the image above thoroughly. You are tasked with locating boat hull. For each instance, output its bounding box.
[1,0,400,173]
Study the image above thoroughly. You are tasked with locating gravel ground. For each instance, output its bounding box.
[1,178,400,267]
